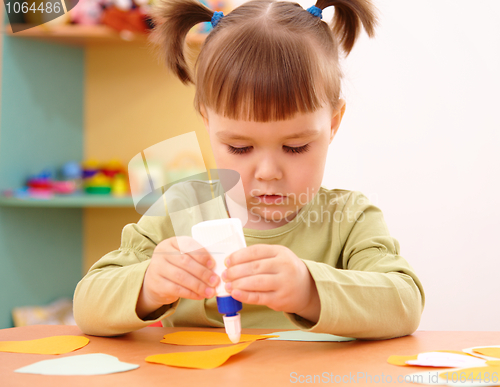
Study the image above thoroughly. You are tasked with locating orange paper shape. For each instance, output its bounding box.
[387,351,475,366]
[473,347,500,359]
[146,342,251,369]
[160,331,278,346]
[387,354,419,366]
[0,335,89,355]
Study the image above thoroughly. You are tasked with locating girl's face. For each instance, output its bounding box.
[201,101,346,230]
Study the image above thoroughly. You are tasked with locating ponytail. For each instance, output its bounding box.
[315,0,378,55]
[149,0,214,84]
[149,0,379,121]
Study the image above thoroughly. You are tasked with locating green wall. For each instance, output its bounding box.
[0,29,85,328]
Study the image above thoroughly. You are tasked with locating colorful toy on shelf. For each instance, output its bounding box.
[66,0,154,35]
[101,158,126,179]
[52,180,78,195]
[111,173,130,196]
[1,159,131,200]
[26,169,54,199]
[85,172,112,194]
[82,159,100,180]
[82,158,130,196]
[23,162,82,198]
[54,161,83,194]
[68,0,105,26]
[99,0,154,35]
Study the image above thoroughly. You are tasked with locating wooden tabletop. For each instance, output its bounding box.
[1,325,499,386]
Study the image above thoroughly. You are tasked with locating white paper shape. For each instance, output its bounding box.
[266,330,355,342]
[406,352,487,368]
[15,353,139,375]
[463,346,500,361]
[405,366,500,387]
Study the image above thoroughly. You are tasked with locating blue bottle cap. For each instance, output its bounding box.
[216,296,242,317]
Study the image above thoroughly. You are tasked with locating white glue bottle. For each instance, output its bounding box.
[191,218,246,343]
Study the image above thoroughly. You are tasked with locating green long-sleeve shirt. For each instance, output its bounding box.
[73,185,424,339]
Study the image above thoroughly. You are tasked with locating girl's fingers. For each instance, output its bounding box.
[167,252,218,288]
[160,264,216,299]
[223,258,278,281]
[226,274,276,293]
[170,237,215,268]
[164,282,207,301]
[230,288,274,306]
[226,244,277,266]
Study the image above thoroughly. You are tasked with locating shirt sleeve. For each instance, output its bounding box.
[73,217,180,337]
[284,191,425,340]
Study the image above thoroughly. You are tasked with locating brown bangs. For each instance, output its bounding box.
[193,3,341,122]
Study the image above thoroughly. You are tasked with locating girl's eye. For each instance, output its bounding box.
[227,144,310,155]
[283,144,310,154]
[227,146,252,155]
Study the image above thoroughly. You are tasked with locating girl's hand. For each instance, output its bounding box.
[136,236,219,319]
[222,244,320,322]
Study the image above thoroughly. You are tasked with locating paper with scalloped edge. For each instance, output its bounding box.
[160,331,277,346]
[388,351,487,368]
[462,346,500,361]
[266,330,355,342]
[146,342,251,369]
[15,353,139,375]
[0,335,89,355]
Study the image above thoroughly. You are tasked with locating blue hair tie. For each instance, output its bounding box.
[211,11,224,28]
[306,5,322,19]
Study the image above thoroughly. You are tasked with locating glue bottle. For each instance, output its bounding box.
[191,218,246,343]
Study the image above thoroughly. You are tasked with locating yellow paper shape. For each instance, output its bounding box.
[146,342,251,369]
[387,351,474,366]
[439,366,500,381]
[387,354,419,366]
[0,335,89,355]
[160,331,278,346]
[473,347,500,359]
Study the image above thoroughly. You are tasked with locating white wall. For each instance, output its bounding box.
[321,0,500,331]
[229,0,500,330]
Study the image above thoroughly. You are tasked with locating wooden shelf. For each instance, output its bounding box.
[5,23,207,46]
[0,194,135,207]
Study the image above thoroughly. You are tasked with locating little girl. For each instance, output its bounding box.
[74,0,424,339]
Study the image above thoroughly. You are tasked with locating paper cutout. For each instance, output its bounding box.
[146,342,251,369]
[0,335,89,355]
[406,366,500,386]
[473,347,500,359]
[388,351,479,367]
[406,352,487,368]
[464,346,500,361]
[266,330,355,342]
[387,354,419,366]
[15,353,139,375]
[160,331,277,346]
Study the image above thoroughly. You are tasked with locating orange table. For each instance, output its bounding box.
[0,325,499,386]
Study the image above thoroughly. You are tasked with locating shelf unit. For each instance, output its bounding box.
[0,20,209,328]
[5,23,207,46]
[0,194,134,207]
[1,21,207,204]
